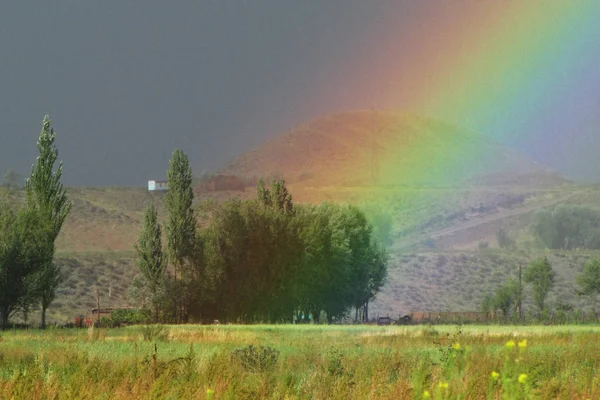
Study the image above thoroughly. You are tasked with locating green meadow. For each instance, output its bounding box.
[1,324,599,399]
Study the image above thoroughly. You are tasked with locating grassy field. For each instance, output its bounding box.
[1,324,599,399]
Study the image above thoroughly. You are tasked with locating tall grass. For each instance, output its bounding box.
[0,325,599,399]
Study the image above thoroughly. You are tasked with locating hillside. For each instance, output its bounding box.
[11,111,600,323]
[222,110,566,188]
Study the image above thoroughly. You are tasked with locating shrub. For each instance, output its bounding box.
[142,324,170,342]
[231,345,280,373]
[111,308,151,326]
[326,347,344,376]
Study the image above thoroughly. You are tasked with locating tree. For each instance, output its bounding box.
[2,169,20,191]
[134,204,168,320]
[577,258,600,314]
[165,149,196,277]
[524,257,555,315]
[31,263,62,329]
[0,204,53,329]
[492,279,519,318]
[24,115,72,328]
[165,149,197,321]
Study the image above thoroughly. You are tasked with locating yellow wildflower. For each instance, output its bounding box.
[438,381,449,389]
[505,340,516,349]
[207,388,215,399]
[518,374,528,384]
[423,390,431,399]
[453,343,461,350]
[491,371,500,380]
[518,339,527,348]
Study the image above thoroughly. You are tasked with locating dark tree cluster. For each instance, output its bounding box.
[133,152,388,324]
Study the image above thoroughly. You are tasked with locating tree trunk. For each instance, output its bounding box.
[41,306,47,329]
[364,300,369,323]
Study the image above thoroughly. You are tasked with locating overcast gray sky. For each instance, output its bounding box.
[1,1,599,186]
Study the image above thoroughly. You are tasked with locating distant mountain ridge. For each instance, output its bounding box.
[222,110,567,188]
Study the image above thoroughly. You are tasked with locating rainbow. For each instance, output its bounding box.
[352,1,600,185]
[301,2,600,235]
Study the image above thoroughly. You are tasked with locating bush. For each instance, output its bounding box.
[142,324,170,342]
[110,308,151,326]
[231,345,280,373]
[326,347,344,376]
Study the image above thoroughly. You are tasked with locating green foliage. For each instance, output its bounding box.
[231,345,280,373]
[25,115,72,241]
[134,204,167,321]
[141,324,170,342]
[492,279,519,317]
[134,174,387,324]
[577,258,600,311]
[533,205,600,250]
[325,347,344,376]
[135,205,167,291]
[110,308,151,326]
[524,257,555,314]
[165,148,197,276]
[0,203,53,328]
[481,294,493,314]
[23,115,72,328]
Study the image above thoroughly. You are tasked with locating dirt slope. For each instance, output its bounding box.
[222,110,565,188]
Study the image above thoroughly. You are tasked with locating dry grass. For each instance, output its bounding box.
[1,325,599,399]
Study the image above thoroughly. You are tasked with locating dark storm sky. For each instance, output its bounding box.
[1,1,599,186]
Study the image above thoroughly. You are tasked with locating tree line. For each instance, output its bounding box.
[482,256,600,320]
[0,116,71,329]
[132,150,389,324]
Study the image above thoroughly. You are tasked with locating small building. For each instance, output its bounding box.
[148,180,168,191]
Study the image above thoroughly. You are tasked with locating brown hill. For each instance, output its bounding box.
[222,110,565,188]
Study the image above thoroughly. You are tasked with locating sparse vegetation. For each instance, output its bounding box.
[0,325,599,399]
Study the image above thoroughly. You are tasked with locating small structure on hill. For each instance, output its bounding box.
[148,180,168,191]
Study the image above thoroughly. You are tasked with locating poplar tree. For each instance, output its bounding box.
[24,115,72,328]
[135,204,167,320]
[165,149,197,321]
[165,149,196,277]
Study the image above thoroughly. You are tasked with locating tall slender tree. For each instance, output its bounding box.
[165,149,196,278]
[135,204,167,320]
[165,149,197,321]
[24,115,72,328]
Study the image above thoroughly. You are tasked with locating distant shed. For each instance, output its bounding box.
[148,180,168,191]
